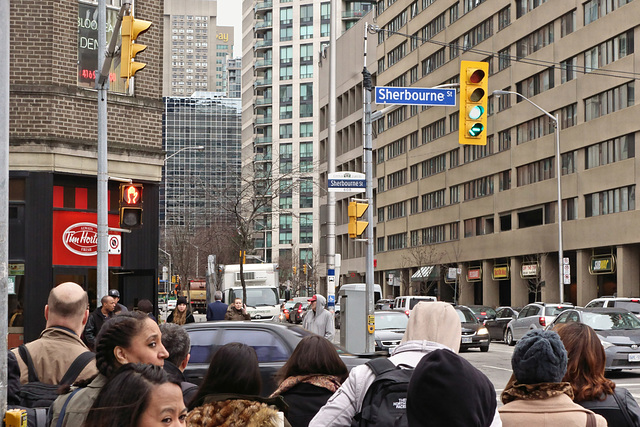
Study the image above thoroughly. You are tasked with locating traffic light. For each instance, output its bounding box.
[120,14,152,81]
[239,250,246,264]
[119,183,143,228]
[293,266,297,275]
[348,201,368,238]
[459,60,489,146]
[303,264,307,275]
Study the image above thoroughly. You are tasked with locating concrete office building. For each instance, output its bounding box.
[240,0,373,276]
[163,0,234,96]
[224,57,242,98]
[320,0,640,308]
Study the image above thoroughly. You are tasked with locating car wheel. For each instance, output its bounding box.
[480,344,489,353]
[504,328,515,346]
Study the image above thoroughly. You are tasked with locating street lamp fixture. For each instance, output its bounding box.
[492,90,564,303]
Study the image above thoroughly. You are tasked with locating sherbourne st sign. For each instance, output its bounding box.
[374,86,456,106]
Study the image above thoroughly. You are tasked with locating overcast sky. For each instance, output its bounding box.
[216,1,242,58]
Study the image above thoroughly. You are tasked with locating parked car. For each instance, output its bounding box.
[484,306,520,341]
[183,321,370,396]
[504,302,574,345]
[290,302,308,324]
[374,310,409,354]
[585,297,640,318]
[393,296,437,316]
[547,307,640,371]
[375,299,394,310]
[466,305,497,323]
[456,305,490,352]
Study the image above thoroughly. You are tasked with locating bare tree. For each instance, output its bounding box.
[523,253,548,302]
[400,244,444,296]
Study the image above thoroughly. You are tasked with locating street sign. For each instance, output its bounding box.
[374,86,456,106]
[328,172,365,192]
[564,274,571,285]
[563,265,570,274]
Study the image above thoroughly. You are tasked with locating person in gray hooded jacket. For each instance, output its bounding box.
[302,294,335,341]
[309,301,503,427]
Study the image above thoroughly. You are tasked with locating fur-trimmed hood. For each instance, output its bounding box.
[187,396,287,427]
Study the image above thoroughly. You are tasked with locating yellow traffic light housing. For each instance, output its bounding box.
[293,266,297,275]
[119,183,143,228]
[348,201,368,238]
[303,264,307,275]
[120,15,152,83]
[459,61,489,146]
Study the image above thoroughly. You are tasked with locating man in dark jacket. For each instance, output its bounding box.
[83,295,116,350]
[225,298,251,321]
[206,290,228,321]
[160,322,198,405]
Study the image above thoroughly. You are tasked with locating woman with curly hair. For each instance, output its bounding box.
[187,342,288,426]
[50,311,169,426]
[557,321,640,426]
[84,363,186,427]
[270,335,348,427]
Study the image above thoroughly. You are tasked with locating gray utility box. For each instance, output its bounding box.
[339,284,382,354]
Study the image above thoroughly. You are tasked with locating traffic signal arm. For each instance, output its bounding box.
[459,61,489,146]
[348,201,369,238]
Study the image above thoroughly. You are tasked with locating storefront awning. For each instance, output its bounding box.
[411,265,439,282]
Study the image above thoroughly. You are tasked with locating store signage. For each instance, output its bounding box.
[53,211,121,267]
[590,255,615,275]
[467,268,482,282]
[521,263,539,278]
[217,33,229,42]
[492,265,509,280]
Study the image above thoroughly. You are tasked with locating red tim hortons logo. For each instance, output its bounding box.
[63,222,98,256]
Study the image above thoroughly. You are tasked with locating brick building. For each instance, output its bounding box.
[8,0,164,343]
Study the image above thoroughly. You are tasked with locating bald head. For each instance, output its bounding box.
[45,282,89,333]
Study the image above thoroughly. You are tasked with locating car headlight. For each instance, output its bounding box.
[477,327,489,336]
[600,339,614,349]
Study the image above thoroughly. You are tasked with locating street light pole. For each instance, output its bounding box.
[162,145,205,249]
[493,90,564,303]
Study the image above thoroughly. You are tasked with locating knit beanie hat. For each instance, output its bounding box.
[511,329,567,384]
[406,349,496,427]
[177,296,188,305]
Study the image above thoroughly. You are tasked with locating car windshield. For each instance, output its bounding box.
[545,306,571,316]
[469,307,496,317]
[456,309,477,323]
[375,312,409,330]
[229,288,280,307]
[583,312,640,330]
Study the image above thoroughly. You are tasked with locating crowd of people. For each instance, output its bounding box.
[8,284,640,426]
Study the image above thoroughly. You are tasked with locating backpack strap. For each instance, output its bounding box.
[18,345,40,383]
[59,352,95,386]
[56,387,82,427]
[365,358,397,377]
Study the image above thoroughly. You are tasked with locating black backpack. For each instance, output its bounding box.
[352,358,413,427]
[16,344,95,410]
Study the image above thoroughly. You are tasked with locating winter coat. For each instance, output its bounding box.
[578,387,640,427]
[278,382,336,427]
[309,301,510,427]
[206,300,228,321]
[225,305,251,321]
[187,393,290,427]
[163,360,198,406]
[500,393,607,427]
[302,295,335,341]
[10,326,98,385]
[49,373,107,427]
[83,307,112,350]
[167,308,195,324]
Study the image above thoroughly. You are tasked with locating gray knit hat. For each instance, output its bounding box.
[512,329,567,384]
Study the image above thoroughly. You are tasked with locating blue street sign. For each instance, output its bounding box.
[374,86,456,106]
[328,172,365,193]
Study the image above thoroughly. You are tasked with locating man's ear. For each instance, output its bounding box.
[44,305,49,321]
[179,353,190,371]
[82,309,89,326]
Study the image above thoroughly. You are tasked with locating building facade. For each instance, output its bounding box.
[163,0,234,96]
[328,0,640,308]
[224,57,243,98]
[9,0,164,343]
[240,0,373,284]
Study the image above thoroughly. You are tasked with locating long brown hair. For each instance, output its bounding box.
[275,335,349,384]
[556,322,615,401]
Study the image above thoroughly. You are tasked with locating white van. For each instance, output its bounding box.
[393,296,437,315]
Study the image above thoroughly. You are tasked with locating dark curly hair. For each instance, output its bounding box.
[95,311,149,378]
[84,363,183,427]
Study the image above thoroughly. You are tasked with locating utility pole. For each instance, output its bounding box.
[0,0,9,414]
[326,0,337,310]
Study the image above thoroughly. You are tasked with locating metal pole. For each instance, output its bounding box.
[363,23,374,353]
[492,90,563,302]
[0,0,10,414]
[326,0,337,309]
[554,117,564,303]
[96,0,109,300]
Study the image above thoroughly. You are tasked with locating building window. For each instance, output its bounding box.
[558,103,577,129]
[586,134,635,169]
[422,118,446,144]
[585,30,634,73]
[516,23,553,58]
[585,82,634,121]
[560,56,577,83]
[516,157,554,186]
[517,0,547,18]
[422,189,445,211]
[300,122,313,138]
[516,68,554,99]
[560,10,576,37]
[586,185,635,217]
[516,115,554,144]
[387,233,407,250]
[463,176,494,201]
[279,124,292,139]
[450,185,459,204]
[498,6,511,31]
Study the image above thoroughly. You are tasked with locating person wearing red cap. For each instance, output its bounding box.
[302,294,334,341]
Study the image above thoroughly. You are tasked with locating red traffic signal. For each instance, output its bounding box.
[119,183,143,228]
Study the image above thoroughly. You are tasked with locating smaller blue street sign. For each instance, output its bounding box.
[374,86,456,106]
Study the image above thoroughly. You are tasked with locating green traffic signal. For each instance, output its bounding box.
[468,123,484,137]
[469,105,484,120]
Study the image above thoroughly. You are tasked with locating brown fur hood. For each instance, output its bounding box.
[187,399,284,427]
